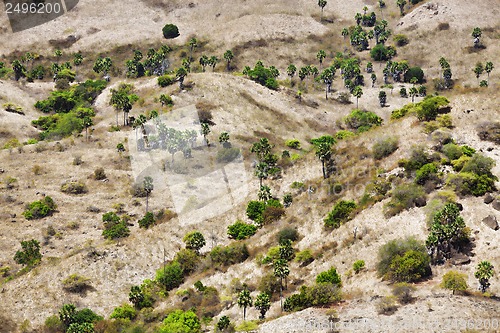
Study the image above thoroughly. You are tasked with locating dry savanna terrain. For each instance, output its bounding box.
[0,0,499,332]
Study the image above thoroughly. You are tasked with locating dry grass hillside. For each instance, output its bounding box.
[0,0,499,332]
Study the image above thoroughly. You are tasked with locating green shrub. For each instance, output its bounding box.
[294,249,314,265]
[442,143,463,160]
[246,200,266,222]
[441,270,468,295]
[377,237,431,282]
[404,67,424,83]
[447,172,497,196]
[159,310,201,333]
[373,137,399,160]
[216,147,241,163]
[157,75,175,87]
[284,283,341,312]
[414,163,438,185]
[14,239,42,266]
[227,220,257,240]
[210,242,249,266]
[451,155,470,172]
[258,273,281,296]
[393,34,409,47]
[94,167,107,180]
[156,261,184,291]
[110,304,137,320]
[353,260,366,274]
[399,146,432,172]
[370,44,395,61]
[324,200,357,228]
[61,181,88,194]
[23,196,57,219]
[262,205,285,224]
[246,62,280,90]
[416,96,450,121]
[162,24,180,39]
[138,212,155,229]
[461,145,476,157]
[392,282,416,304]
[290,181,305,190]
[174,249,201,275]
[316,267,342,287]
[384,183,425,217]
[62,274,92,293]
[461,153,496,176]
[277,227,299,243]
[235,321,258,332]
[102,212,130,240]
[344,109,382,132]
[335,130,356,140]
[285,139,301,149]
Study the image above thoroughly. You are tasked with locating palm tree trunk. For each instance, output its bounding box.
[243,307,246,321]
[146,193,149,213]
[322,160,326,179]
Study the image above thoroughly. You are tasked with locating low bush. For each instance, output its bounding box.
[276,227,299,243]
[138,212,155,229]
[156,261,184,291]
[210,242,249,266]
[246,200,266,222]
[316,267,342,287]
[324,200,357,228]
[157,75,175,87]
[262,205,285,224]
[377,237,431,282]
[477,122,500,144]
[344,109,382,133]
[102,212,130,240]
[285,139,301,149]
[61,181,88,194]
[393,34,409,47]
[258,273,281,297]
[227,220,257,240]
[376,296,398,315]
[174,249,201,275]
[216,147,241,163]
[392,282,416,304]
[404,67,424,83]
[62,274,92,293]
[23,196,57,219]
[284,283,341,312]
[353,260,366,274]
[159,310,201,333]
[441,143,463,160]
[447,172,497,196]
[384,183,426,217]
[372,137,399,160]
[94,167,107,180]
[294,249,314,265]
[414,163,439,185]
[162,24,180,39]
[370,44,396,61]
[110,304,137,320]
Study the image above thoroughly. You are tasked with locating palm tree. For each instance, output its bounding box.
[237,287,252,321]
[316,50,326,68]
[352,85,363,108]
[143,176,154,213]
[223,50,234,71]
[341,28,349,40]
[273,259,290,310]
[219,132,230,148]
[485,61,494,84]
[258,185,272,201]
[176,67,187,89]
[371,73,377,87]
[320,67,335,99]
[318,0,327,21]
[473,62,484,84]
[378,90,387,107]
[82,116,93,141]
[315,142,332,179]
[355,12,362,25]
[472,27,482,48]
[200,123,211,146]
[209,55,219,71]
[409,86,418,102]
[254,293,271,319]
[396,0,407,16]
[287,64,297,80]
[188,37,197,61]
[11,60,26,81]
[255,162,269,187]
[199,55,209,72]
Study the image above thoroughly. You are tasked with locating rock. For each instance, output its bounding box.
[484,193,494,204]
[451,254,471,265]
[482,215,499,230]
[414,197,427,207]
[492,199,500,211]
[456,203,463,211]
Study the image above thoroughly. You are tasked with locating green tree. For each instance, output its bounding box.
[14,239,42,266]
[143,176,154,213]
[316,267,342,286]
[156,261,184,291]
[59,304,76,329]
[441,270,468,295]
[159,94,173,107]
[316,50,326,68]
[472,27,482,48]
[324,200,357,228]
[223,50,234,71]
[473,62,484,84]
[484,61,493,84]
[318,0,327,20]
[258,185,272,201]
[254,292,271,319]
[320,67,335,99]
[209,55,219,71]
[426,203,468,262]
[199,55,209,72]
[474,261,494,293]
[341,27,349,40]
[219,132,230,148]
[163,24,180,39]
[216,316,231,332]
[287,64,297,80]
[12,59,26,81]
[238,287,253,321]
[183,231,206,253]
[409,86,418,102]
